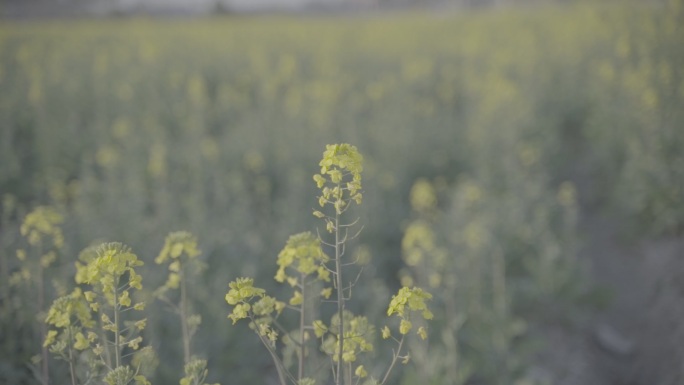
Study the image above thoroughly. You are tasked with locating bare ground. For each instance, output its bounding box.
[541,210,684,385]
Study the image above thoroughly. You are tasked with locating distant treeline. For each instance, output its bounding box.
[0,0,666,19]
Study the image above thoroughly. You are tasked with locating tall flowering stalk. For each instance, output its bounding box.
[73,242,151,385]
[225,144,433,385]
[17,206,65,385]
[155,231,219,385]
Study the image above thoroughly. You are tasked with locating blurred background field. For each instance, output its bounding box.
[1,1,683,384]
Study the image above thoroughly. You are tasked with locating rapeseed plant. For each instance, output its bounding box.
[16,206,65,384]
[226,144,433,385]
[155,231,219,385]
[44,241,154,385]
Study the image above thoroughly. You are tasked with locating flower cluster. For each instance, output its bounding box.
[20,206,64,249]
[74,243,148,376]
[155,231,204,295]
[75,243,145,311]
[180,358,220,385]
[44,288,95,356]
[313,144,364,220]
[13,206,65,285]
[385,287,433,340]
[318,311,374,364]
[225,278,284,346]
[274,232,330,288]
[155,231,201,264]
[103,365,149,385]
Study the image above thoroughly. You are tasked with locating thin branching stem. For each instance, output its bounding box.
[340,229,349,244]
[380,335,405,385]
[349,226,364,241]
[338,218,360,228]
[121,351,139,359]
[249,314,296,385]
[97,311,113,368]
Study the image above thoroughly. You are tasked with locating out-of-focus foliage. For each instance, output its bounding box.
[0,1,682,383]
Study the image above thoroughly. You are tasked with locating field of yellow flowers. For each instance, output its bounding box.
[0,1,682,384]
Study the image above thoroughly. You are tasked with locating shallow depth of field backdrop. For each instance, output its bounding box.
[1,0,683,384]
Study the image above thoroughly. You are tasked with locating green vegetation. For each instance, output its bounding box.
[0,1,682,384]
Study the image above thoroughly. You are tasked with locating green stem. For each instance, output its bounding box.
[380,335,404,385]
[492,250,508,385]
[334,206,344,385]
[98,308,113,368]
[38,263,49,385]
[113,282,121,369]
[250,315,292,385]
[298,274,305,383]
[67,328,78,385]
[444,296,460,383]
[0,241,11,353]
[180,265,191,364]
